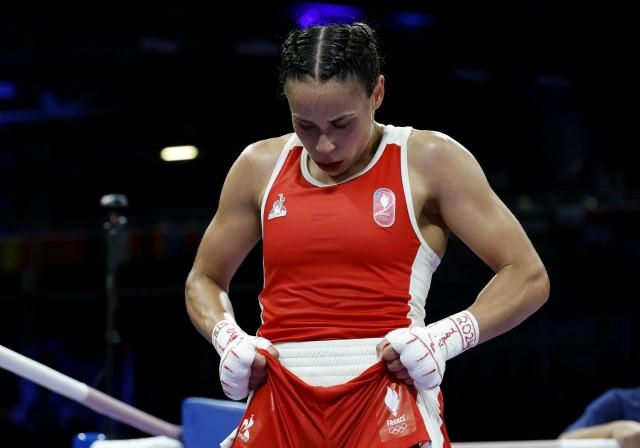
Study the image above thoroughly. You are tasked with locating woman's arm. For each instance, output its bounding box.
[379,131,549,388]
[423,131,550,342]
[185,138,284,399]
[185,144,264,341]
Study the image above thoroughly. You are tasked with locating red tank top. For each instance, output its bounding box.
[258,125,440,343]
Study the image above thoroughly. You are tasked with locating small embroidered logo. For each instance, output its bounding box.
[268,193,287,220]
[373,188,396,227]
[238,414,254,442]
[384,385,408,436]
[384,386,401,416]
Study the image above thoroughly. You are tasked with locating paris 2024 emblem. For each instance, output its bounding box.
[373,188,396,227]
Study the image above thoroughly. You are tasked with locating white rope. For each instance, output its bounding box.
[453,439,620,448]
[0,344,181,439]
[0,344,89,401]
[91,436,183,448]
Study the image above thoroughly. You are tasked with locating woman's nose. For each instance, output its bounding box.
[316,134,335,154]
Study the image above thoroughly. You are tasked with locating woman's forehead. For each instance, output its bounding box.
[285,77,367,98]
[286,79,367,114]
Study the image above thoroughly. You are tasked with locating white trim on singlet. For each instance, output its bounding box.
[393,125,442,327]
[259,133,300,233]
[407,245,436,327]
[397,125,441,270]
[300,124,394,187]
[258,133,300,326]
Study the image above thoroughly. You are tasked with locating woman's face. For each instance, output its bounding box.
[285,75,384,180]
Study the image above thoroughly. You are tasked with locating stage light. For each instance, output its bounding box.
[160,146,199,162]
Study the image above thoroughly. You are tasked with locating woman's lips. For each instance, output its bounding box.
[315,160,343,172]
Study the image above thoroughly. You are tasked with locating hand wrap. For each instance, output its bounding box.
[212,320,272,400]
[384,310,479,390]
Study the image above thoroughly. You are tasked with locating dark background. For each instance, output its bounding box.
[1,2,639,446]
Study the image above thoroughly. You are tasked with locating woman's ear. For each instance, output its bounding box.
[372,75,385,110]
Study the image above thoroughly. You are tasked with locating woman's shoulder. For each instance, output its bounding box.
[235,132,295,173]
[406,128,474,173]
[408,128,463,156]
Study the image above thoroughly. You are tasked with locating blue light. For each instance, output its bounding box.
[390,12,435,28]
[291,2,364,27]
[0,81,18,101]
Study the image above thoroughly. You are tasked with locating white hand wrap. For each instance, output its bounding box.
[212,320,272,400]
[384,310,480,391]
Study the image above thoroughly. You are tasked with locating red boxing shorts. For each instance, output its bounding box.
[231,350,450,448]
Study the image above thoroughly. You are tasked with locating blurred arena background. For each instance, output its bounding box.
[0,2,639,447]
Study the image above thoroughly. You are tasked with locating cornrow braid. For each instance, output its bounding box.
[344,23,381,95]
[279,22,383,97]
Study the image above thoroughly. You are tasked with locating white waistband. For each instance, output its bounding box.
[273,338,383,387]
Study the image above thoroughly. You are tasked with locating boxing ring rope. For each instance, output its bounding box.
[85,440,619,448]
[0,344,181,440]
[80,439,619,448]
[454,440,619,448]
[90,437,182,448]
[0,343,620,448]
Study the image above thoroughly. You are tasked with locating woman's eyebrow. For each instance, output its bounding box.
[292,112,356,124]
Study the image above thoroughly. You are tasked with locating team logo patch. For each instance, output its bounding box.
[384,386,400,416]
[384,385,408,436]
[373,188,396,227]
[238,414,255,442]
[268,193,287,220]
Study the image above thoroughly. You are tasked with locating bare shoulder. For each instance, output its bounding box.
[237,133,294,173]
[407,129,485,192]
[226,133,294,208]
[408,129,474,167]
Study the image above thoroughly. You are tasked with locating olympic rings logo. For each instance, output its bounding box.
[388,423,408,435]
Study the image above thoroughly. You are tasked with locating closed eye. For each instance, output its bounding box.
[294,119,350,130]
[294,120,316,130]
[331,121,350,129]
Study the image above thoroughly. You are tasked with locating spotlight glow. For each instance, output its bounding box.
[160,146,199,162]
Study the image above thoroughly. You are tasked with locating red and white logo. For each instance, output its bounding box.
[384,385,407,435]
[268,193,287,220]
[384,386,400,416]
[373,188,395,227]
[238,414,254,442]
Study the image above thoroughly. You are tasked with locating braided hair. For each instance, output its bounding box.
[279,22,383,97]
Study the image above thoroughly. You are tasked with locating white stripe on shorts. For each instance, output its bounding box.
[274,338,382,387]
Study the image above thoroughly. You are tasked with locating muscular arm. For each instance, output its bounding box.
[185,143,266,342]
[423,132,550,342]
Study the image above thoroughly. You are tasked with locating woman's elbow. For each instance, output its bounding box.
[531,262,551,308]
[184,269,201,304]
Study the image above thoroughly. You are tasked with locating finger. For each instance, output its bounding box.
[386,367,410,381]
[249,363,269,388]
[249,378,266,390]
[392,368,410,380]
[381,345,400,362]
[252,352,267,369]
[249,372,267,389]
[376,339,390,357]
[385,358,405,373]
[250,367,267,380]
[248,364,266,384]
[267,345,279,359]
